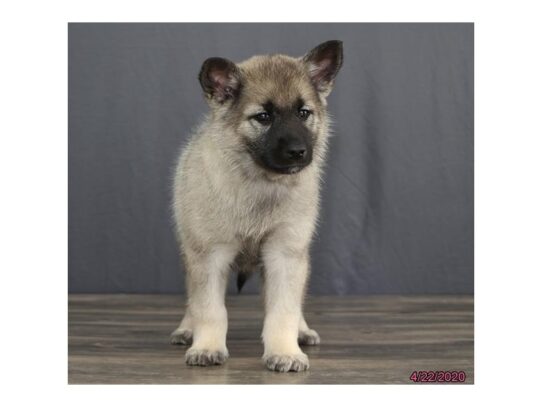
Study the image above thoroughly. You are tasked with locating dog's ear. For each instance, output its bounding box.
[199,57,242,104]
[303,40,343,96]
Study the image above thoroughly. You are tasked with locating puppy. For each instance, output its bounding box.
[170,41,343,372]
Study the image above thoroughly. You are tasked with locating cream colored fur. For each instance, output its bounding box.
[170,43,341,372]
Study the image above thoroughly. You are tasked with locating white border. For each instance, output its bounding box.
[1,0,541,405]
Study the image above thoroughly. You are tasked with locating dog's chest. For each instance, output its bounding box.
[232,188,286,238]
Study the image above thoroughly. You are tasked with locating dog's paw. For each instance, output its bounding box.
[170,329,193,345]
[185,347,228,366]
[263,353,309,372]
[298,329,321,346]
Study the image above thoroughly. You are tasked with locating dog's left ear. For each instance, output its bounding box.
[303,40,343,96]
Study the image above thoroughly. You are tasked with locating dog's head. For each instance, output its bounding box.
[198,41,343,176]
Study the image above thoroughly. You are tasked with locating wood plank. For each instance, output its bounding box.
[68,294,474,384]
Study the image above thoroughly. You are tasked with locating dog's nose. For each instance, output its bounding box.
[287,148,306,160]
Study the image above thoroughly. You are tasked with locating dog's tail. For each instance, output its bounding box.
[237,271,251,293]
[236,262,263,293]
[234,249,263,293]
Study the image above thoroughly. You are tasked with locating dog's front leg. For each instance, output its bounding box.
[261,233,310,372]
[183,243,237,366]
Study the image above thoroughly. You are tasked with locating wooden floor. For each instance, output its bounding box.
[68,294,474,384]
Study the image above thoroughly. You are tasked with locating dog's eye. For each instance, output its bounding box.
[298,109,312,120]
[252,112,272,124]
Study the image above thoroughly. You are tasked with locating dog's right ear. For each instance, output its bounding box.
[198,57,242,104]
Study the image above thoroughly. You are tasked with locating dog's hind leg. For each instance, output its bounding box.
[298,316,321,346]
[170,310,193,345]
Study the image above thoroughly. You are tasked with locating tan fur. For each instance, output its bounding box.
[170,43,341,372]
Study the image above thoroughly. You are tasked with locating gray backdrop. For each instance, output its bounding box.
[68,23,473,295]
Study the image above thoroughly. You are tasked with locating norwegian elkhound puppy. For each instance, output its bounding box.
[170,41,343,372]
